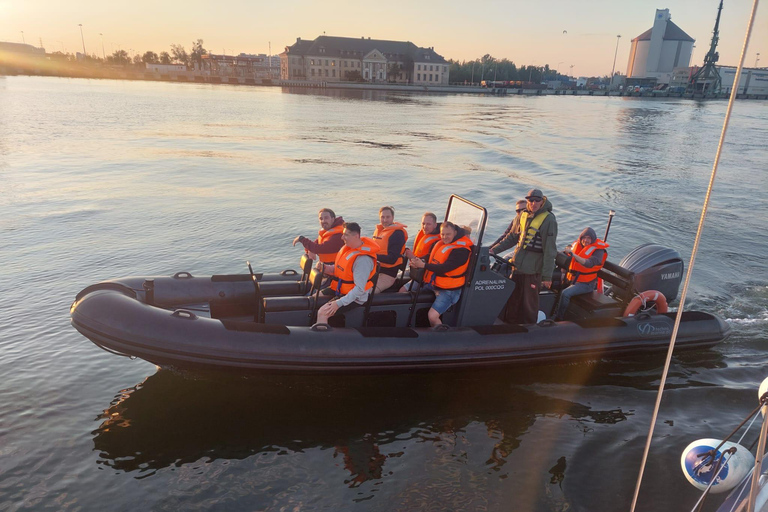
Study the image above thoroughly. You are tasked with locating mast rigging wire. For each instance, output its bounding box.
[629,0,761,510]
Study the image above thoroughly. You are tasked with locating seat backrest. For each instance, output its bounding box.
[409,266,426,284]
[308,268,325,294]
[299,254,313,282]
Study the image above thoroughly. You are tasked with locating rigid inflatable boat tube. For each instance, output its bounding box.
[624,290,668,316]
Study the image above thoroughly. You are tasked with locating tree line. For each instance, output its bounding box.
[48,39,208,68]
[447,54,567,84]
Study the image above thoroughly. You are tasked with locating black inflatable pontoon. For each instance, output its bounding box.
[70,196,730,373]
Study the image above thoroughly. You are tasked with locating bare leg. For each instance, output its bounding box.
[428,308,441,327]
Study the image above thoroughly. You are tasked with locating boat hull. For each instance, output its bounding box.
[70,276,731,374]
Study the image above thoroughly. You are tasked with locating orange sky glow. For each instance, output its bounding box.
[1,0,765,76]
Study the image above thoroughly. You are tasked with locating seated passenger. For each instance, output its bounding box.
[400,212,441,292]
[293,208,345,264]
[315,222,378,325]
[554,227,609,321]
[407,222,473,327]
[372,206,408,293]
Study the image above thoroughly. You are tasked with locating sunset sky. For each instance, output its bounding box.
[1,0,765,76]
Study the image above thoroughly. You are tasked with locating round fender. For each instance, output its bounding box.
[623,290,668,316]
[681,438,755,493]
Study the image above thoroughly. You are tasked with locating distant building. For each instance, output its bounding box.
[627,9,694,85]
[717,66,768,95]
[0,42,46,73]
[201,53,279,79]
[145,63,187,74]
[280,35,449,85]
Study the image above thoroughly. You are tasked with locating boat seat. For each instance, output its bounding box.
[262,290,436,314]
[258,255,315,297]
[566,291,623,320]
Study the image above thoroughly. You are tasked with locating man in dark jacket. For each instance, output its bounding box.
[492,188,558,324]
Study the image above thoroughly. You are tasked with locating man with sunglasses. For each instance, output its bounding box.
[492,189,558,324]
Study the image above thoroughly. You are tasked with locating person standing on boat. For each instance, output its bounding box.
[292,208,345,264]
[372,206,408,293]
[554,227,608,321]
[315,222,378,325]
[491,188,558,324]
[408,222,473,327]
[489,199,527,253]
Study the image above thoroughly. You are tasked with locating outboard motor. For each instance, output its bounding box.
[611,243,684,302]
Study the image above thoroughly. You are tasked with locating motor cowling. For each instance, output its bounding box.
[611,244,684,302]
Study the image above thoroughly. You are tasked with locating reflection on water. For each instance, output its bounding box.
[1,77,766,511]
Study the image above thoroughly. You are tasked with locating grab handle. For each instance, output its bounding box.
[172,272,193,279]
[171,309,197,320]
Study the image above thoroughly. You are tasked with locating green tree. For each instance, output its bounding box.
[159,51,171,65]
[190,39,207,68]
[346,70,363,82]
[142,51,159,64]
[170,44,189,66]
[132,54,143,65]
[387,62,402,82]
[108,49,130,66]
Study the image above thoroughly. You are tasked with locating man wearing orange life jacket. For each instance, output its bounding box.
[292,208,345,264]
[554,227,609,320]
[408,222,473,327]
[372,206,408,293]
[315,222,378,325]
[399,212,441,292]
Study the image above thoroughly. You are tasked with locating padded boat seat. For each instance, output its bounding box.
[567,291,623,319]
[262,290,436,314]
[258,280,308,297]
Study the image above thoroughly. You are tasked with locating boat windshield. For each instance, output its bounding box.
[444,195,487,247]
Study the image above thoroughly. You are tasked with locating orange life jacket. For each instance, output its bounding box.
[424,236,473,289]
[567,238,609,283]
[333,237,379,295]
[372,222,408,269]
[316,224,344,264]
[412,230,441,259]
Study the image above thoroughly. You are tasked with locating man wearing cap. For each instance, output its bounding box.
[492,188,558,324]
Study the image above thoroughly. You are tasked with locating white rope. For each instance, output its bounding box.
[629,0,761,510]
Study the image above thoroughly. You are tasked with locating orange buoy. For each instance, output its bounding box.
[623,290,668,316]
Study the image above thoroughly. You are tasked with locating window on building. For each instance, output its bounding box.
[311,69,315,76]
[417,73,421,80]
[430,74,433,81]
[417,64,421,71]
[325,59,328,66]
[430,65,433,71]
[325,69,328,77]
[332,69,335,77]
[344,61,347,67]
[332,60,335,66]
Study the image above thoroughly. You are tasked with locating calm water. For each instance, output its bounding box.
[1,76,767,511]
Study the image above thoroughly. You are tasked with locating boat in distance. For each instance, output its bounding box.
[70,195,730,374]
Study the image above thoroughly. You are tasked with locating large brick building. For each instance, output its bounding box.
[280,35,449,85]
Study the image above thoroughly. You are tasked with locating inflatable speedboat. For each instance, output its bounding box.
[70,195,730,373]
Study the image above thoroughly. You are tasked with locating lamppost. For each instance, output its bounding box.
[570,64,574,77]
[78,24,86,56]
[610,34,621,90]
[20,31,25,44]
[691,44,697,63]
[756,53,761,67]
[556,61,563,75]
[99,33,105,60]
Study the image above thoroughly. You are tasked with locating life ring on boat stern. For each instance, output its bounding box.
[623,290,669,316]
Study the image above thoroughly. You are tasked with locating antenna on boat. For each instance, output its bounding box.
[629,0,761,510]
[604,210,616,242]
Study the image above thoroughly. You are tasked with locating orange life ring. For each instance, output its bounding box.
[623,290,669,316]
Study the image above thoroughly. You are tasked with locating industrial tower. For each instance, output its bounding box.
[687,0,723,94]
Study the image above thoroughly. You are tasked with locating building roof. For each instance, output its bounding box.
[283,35,447,64]
[0,41,46,55]
[633,20,695,42]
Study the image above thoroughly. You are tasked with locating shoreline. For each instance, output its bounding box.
[3,67,767,100]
